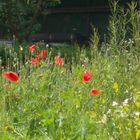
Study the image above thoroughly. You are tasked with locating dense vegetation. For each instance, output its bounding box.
[0,0,60,41]
[0,1,140,140]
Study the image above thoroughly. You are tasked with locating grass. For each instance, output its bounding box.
[0,1,140,140]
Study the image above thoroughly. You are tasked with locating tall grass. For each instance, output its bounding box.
[0,1,140,140]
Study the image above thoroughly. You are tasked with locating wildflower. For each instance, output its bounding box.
[89,88,102,95]
[107,109,112,115]
[54,56,64,65]
[58,58,64,65]
[134,111,140,116]
[82,71,92,82]
[29,44,36,52]
[19,46,23,51]
[102,99,106,104]
[122,98,129,106]
[112,101,118,106]
[31,57,40,65]
[113,82,119,93]
[3,71,19,82]
[136,130,140,140]
[36,54,41,60]
[124,98,129,104]
[40,50,47,59]
[46,44,49,48]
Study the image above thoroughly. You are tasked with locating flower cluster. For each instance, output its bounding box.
[3,44,102,97]
[82,70,102,96]
[31,50,47,65]
[30,44,47,65]
[3,44,65,82]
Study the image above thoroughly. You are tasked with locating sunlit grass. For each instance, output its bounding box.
[0,43,139,139]
[0,1,140,139]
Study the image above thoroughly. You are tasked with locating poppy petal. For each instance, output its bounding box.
[3,71,19,82]
[89,89,102,95]
[54,56,64,65]
[29,44,36,52]
[82,71,92,82]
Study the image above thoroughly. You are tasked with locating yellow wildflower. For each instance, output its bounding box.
[113,82,119,93]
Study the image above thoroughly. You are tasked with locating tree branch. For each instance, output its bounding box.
[23,0,43,40]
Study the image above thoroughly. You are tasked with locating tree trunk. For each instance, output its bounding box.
[23,0,43,41]
[5,0,43,41]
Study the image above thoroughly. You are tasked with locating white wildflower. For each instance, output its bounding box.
[123,98,129,106]
[46,44,49,48]
[134,111,140,117]
[112,101,118,106]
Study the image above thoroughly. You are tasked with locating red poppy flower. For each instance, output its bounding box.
[3,71,19,82]
[31,57,40,65]
[82,71,92,82]
[40,50,47,59]
[89,89,102,95]
[54,56,64,65]
[36,54,41,60]
[29,44,36,52]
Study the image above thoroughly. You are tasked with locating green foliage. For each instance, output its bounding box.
[105,0,140,54]
[0,43,140,139]
[0,0,60,41]
[0,1,140,139]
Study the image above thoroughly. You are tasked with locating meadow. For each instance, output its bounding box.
[0,1,140,140]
